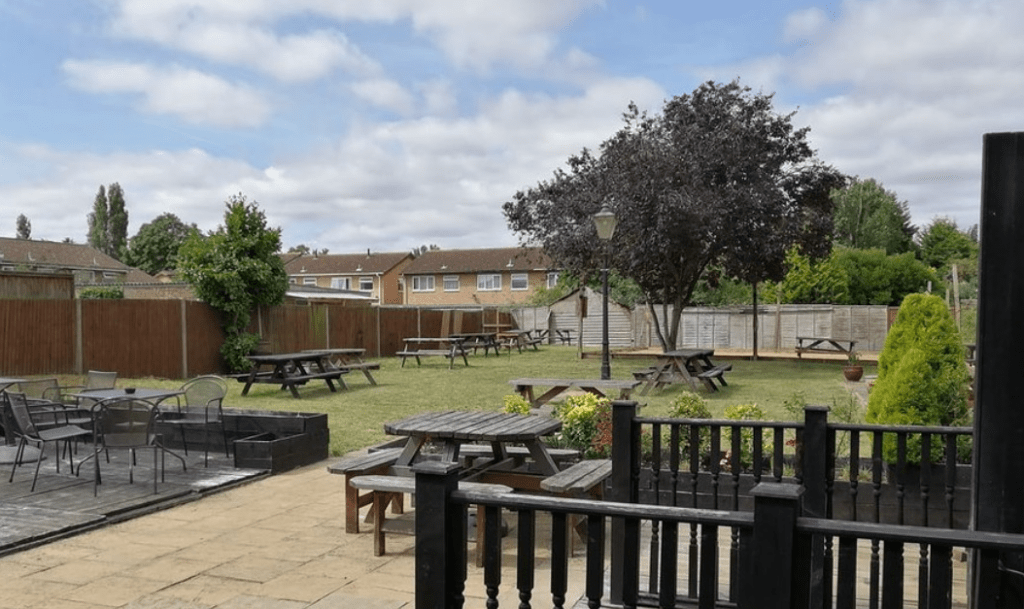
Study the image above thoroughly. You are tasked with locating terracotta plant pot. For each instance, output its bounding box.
[843,365,864,382]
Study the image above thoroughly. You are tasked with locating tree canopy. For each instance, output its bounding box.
[123,212,200,275]
[87,182,129,260]
[917,217,978,270]
[831,178,916,254]
[504,80,845,349]
[178,194,288,371]
[16,214,30,239]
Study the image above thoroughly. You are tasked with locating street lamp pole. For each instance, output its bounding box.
[593,204,617,380]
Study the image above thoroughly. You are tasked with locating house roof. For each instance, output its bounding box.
[283,251,412,275]
[0,237,155,281]
[401,247,553,274]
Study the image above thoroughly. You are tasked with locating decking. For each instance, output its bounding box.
[0,447,267,556]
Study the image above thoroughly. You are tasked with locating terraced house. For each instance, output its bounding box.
[399,247,556,306]
[282,250,412,305]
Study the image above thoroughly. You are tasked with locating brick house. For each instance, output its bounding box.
[0,237,156,296]
[282,251,413,305]
[400,247,557,306]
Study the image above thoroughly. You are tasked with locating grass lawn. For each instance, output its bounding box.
[48,346,874,457]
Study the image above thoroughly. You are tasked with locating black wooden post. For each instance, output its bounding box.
[800,405,830,608]
[414,460,466,609]
[609,399,640,604]
[750,483,803,609]
[973,131,1024,606]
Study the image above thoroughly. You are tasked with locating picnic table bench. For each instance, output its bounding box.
[327,448,404,534]
[795,337,857,357]
[396,337,469,369]
[508,377,641,409]
[346,474,511,558]
[236,352,348,398]
[539,458,612,553]
[304,348,381,385]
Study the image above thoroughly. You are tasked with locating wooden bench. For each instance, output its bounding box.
[540,459,613,554]
[335,361,381,385]
[397,348,468,368]
[632,366,658,381]
[348,474,511,559]
[327,448,404,534]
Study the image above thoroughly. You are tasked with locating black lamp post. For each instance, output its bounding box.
[593,204,618,380]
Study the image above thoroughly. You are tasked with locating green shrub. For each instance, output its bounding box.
[553,393,612,458]
[867,293,971,463]
[668,391,713,459]
[78,286,124,299]
[723,403,770,470]
[502,394,531,416]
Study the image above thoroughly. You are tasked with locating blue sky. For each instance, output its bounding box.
[2,0,1020,254]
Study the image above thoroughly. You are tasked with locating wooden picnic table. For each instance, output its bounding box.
[447,332,501,356]
[553,329,575,345]
[795,337,857,357]
[237,351,347,398]
[507,377,641,408]
[384,410,564,479]
[635,349,731,394]
[303,348,381,385]
[397,337,469,369]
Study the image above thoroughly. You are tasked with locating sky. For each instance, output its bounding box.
[1,0,1021,255]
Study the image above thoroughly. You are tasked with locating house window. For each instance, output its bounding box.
[511,273,529,291]
[547,272,560,289]
[359,277,374,292]
[412,275,435,291]
[289,277,297,284]
[331,277,351,290]
[443,275,459,291]
[302,277,317,286]
[477,274,501,291]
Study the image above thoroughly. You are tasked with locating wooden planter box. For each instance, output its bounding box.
[156,409,329,473]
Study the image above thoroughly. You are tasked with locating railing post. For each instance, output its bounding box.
[801,405,830,609]
[414,460,465,609]
[801,405,830,517]
[749,483,804,609]
[609,399,640,604]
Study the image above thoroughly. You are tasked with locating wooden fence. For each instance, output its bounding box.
[0,299,511,379]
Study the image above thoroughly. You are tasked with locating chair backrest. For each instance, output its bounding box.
[94,398,157,448]
[85,370,118,390]
[16,378,61,401]
[181,376,227,415]
[5,392,41,439]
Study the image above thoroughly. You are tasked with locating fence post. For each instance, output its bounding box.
[609,399,640,604]
[414,460,466,609]
[749,482,803,609]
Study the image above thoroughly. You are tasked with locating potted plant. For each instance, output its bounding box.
[843,350,864,382]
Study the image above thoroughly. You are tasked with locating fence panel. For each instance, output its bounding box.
[0,299,74,374]
[184,300,225,376]
[81,299,184,378]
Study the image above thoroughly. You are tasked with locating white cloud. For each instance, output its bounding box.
[701,0,1024,230]
[351,78,416,115]
[62,60,272,128]
[109,0,380,81]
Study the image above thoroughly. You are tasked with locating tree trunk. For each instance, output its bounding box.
[752,281,759,361]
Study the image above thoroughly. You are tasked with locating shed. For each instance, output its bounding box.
[514,287,634,349]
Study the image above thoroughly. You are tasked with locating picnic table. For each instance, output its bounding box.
[553,329,575,345]
[236,351,347,398]
[303,348,381,385]
[634,349,731,394]
[447,332,501,356]
[384,410,564,480]
[795,337,857,357]
[397,337,469,369]
[507,377,641,409]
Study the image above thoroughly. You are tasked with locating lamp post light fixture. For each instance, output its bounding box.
[593,203,617,380]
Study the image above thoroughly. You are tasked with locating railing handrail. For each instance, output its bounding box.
[799,515,1024,550]
[453,489,754,528]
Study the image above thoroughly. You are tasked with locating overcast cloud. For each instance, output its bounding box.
[0,0,1018,254]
